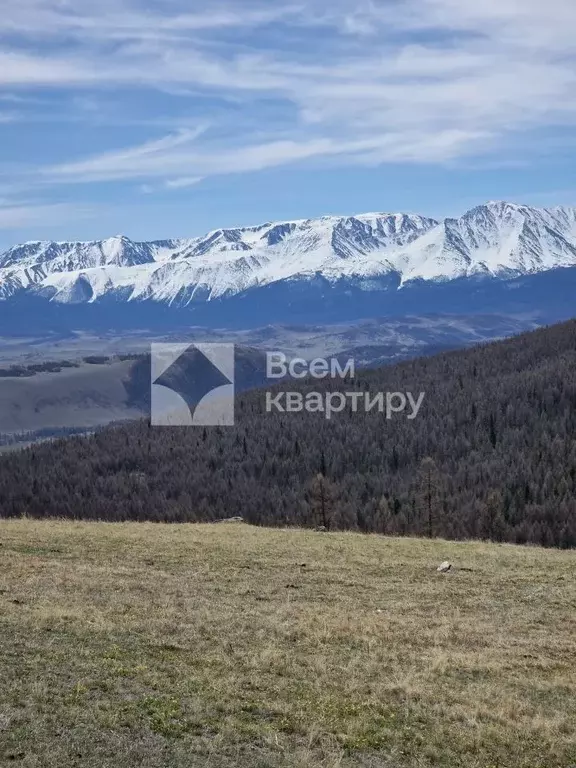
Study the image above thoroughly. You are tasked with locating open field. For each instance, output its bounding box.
[0,521,575,768]
[0,359,143,436]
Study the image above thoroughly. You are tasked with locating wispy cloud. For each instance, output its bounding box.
[165,176,204,189]
[45,129,492,186]
[0,201,97,230]
[54,127,208,176]
[0,1,297,40]
[1,0,576,192]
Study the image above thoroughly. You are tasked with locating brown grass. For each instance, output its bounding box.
[0,519,575,767]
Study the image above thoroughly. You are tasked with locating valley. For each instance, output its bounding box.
[0,313,539,446]
[3,2,576,767]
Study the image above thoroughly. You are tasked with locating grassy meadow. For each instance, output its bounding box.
[0,520,575,767]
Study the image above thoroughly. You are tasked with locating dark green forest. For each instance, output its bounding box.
[2,319,576,547]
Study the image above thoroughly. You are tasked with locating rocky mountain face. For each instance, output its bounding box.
[1,202,576,330]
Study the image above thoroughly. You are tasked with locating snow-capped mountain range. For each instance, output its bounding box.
[2,201,576,330]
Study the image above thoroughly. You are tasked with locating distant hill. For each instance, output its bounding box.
[0,313,540,445]
[2,319,576,548]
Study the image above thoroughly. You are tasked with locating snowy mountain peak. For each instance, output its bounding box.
[485,200,523,210]
[1,202,576,308]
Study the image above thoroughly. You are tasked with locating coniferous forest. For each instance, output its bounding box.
[2,319,576,548]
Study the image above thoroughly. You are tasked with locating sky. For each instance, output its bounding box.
[1,0,576,248]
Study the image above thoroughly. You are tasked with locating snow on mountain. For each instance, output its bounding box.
[1,203,576,307]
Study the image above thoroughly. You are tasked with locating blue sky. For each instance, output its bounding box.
[1,0,576,248]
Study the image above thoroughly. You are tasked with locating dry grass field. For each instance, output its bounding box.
[0,520,575,768]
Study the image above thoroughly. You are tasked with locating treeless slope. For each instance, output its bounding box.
[0,520,575,767]
[0,359,144,435]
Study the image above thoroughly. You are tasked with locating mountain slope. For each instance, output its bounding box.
[2,318,576,549]
[0,213,438,305]
[2,202,576,310]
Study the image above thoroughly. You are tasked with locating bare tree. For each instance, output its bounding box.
[419,457,439,538]
[309,473,336,530]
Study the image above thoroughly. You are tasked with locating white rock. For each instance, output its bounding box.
[437,561,452,573]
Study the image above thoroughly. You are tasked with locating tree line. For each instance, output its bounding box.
[2,319,576,548]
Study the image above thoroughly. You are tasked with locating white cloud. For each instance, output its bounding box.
[45,128,492,186]
[52,127,208,177]
[0,1,298,39]
[1,0,575,190]
[165,176,204,189]
[0,201,96,230]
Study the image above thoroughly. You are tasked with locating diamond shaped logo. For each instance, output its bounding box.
[151,343,235,426]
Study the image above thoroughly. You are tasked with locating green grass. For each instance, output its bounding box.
[0,520,575,767]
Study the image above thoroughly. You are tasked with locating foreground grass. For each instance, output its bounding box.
[0,521,575,767]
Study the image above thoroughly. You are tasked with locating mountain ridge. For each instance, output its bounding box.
[2,201,576,310]
[2,201,576,333]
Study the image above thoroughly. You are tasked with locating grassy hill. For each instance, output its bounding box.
[1,520,575,767]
